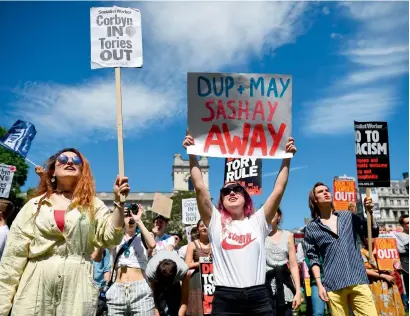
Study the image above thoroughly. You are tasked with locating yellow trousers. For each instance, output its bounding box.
[327,284,378,316]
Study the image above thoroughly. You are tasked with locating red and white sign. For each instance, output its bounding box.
[333,178,357,211]
[187,73,292,159]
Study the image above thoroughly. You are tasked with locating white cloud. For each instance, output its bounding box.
[322,6,330,15]
[263,165,308,178]
[7,2,310,144]
[330,32,343,39]
[304,2,408,135]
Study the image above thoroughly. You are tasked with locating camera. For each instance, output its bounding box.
[129,203,139,215]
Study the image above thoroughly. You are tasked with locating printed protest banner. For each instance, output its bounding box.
[333,177,357,211]
[182,198,200,225]
[375,238,400,271]
[360,188,381,219]
[185,225,195,242]
[302,261,311,297]
[187,73,292,159]
[151,193,173,218]
[90,6,143,69]
[224,158,262,195]
[354,121,390,188]
[200,257,214,315]
[0,164,16,198]
[293,233,304,249]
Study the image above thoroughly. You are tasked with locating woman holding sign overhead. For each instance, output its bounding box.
[182,133,297,316]
[0,148,130,316]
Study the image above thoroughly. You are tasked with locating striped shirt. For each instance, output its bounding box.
[303,211,379,292]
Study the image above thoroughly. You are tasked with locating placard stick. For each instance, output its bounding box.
[365,187,374,261]
[115,67,126,203]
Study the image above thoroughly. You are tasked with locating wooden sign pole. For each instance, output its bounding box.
[365,187,374,261]
[115,67,126,203]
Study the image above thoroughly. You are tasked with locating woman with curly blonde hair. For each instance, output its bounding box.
[0,148,130,316]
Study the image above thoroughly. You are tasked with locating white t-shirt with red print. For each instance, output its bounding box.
[208,206,271,288]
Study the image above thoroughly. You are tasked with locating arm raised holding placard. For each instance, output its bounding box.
[263,137,297,223]
[182,133,213,226]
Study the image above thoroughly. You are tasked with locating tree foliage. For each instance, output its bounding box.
[0,126,30,225]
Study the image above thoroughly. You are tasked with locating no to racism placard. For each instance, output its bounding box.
[354,121,390,187]
[333,177,357,211]
[224,158,262,195]
[187,73,292,159]
[90,6,143,69]
[182,198,200,225]
[200,257,214,315]
[0,164,16,198]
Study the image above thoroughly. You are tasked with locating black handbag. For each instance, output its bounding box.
[96,233,147,316]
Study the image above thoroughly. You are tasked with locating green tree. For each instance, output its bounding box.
[0,126,30,225]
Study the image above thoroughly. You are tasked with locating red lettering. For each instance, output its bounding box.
[268,123,286,156]
[238,100,249,120]
[267,101,278,121]
[226,100,236,119]
[223,123,250,155]
[203,125,226,154]
[252,101,265,121]
[201,100,215,122]
[201,263,211,274]
[216,100,227,120]
[248,124,267,156]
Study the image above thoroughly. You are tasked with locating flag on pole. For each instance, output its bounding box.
[0,120,37,158]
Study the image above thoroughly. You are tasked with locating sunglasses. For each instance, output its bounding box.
[56,154,82,166]
[220,185,245,197]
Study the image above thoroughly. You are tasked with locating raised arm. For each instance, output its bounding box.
[133,204,156,250]
[183,134,213,226]
[263,138,296,223]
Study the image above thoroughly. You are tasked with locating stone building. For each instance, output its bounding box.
[357,172,409,231]
[96,154,210,214]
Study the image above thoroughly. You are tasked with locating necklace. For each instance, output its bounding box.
[198,240,211,254]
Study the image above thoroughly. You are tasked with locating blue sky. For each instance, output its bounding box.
[0,1,408,230]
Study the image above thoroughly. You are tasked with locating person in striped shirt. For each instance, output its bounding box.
[304,182,379,316]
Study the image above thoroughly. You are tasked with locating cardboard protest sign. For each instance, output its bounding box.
[200,257,214,315]
[354,121,390,187]
[151,193,173,218]
[375,238,400,271]
[333,177,357,211]
[182,198,200,225]
[0,164,15,198]
[187,73,292,159]
[90,6,143,69]
[224,158,262,195]
[360,188,381,219]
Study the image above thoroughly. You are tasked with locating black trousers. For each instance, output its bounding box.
[211,284,272,316]
[155,282,182,316]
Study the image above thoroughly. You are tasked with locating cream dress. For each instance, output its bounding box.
[0,194,123,316]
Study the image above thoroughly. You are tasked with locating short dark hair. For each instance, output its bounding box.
[0,199,14,220]
[171,232,183,241]
[399,214,409,225]
[156,259,177,287]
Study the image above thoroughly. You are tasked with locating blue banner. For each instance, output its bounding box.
[0,120,37,158]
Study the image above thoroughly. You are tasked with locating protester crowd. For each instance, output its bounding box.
[0,136,408,316]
